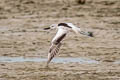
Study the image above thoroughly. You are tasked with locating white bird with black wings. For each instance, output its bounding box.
[44,23,93,67]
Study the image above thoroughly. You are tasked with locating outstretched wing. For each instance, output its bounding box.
[67,23,93,37]
[47,43,62,65]
[67,23,81,34]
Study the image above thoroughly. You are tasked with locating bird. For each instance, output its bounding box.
[44,23,93,67]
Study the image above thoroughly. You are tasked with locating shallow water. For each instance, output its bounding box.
[0,56,99,64]
[114,60,120,64]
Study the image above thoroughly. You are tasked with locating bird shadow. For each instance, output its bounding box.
[38,64,59,71]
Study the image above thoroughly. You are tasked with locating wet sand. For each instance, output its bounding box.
[0,0,120,80]
[0,62,120,80]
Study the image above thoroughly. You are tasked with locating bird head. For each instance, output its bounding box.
[44,24,57,30]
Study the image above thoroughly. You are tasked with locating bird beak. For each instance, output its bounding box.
[44,27,50,30]
[88,32,93,37]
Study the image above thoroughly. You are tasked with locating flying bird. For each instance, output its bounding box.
[44,23,93,67]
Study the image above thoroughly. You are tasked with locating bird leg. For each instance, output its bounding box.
[79,31,93,37]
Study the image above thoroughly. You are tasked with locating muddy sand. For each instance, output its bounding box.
[0,0,120,80]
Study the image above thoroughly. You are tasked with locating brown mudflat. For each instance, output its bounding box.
[0,0,120,80]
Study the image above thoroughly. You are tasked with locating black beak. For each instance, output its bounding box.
[44,27,50,30]
[88,32,94,37]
